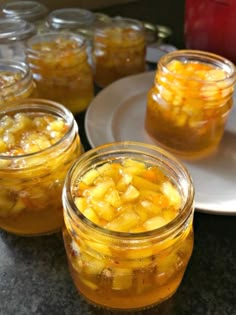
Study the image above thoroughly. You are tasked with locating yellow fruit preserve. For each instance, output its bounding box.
[0,60,36,106]
[145,50,236,159]
[93,18,146,87]
[0,99,81,236]
[62,142,194,311]
[26,32,94,114]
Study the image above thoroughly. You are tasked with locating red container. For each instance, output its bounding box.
[185,0,236,64]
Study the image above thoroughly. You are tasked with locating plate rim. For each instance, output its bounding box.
[85,71,236,215]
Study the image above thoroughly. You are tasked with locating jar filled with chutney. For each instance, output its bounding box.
[0,99,82,236]
[26,32,94,114]
[93,17,146,87]
[62,141,194,311]
[145,50,236,159]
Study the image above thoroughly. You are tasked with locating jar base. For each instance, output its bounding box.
[146,133,219,161]
[76,288,177,312]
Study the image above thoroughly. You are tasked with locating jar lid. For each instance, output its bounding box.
[0,18,36,43]
[2,1,48,22]
[47,8,95,30]
[156,25,172,42]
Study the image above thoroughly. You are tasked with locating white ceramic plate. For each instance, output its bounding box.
[85,71,236,215]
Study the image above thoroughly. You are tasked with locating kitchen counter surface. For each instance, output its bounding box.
[0,1,236,314]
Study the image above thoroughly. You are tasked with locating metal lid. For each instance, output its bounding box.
[2,1,48,22]
[0,18,36,43]
[47,8,95,30]
[156,24,172,42]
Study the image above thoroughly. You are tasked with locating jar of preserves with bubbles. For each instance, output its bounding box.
[62,141,194,311]
[0,98,82,236]
[93,17,146,87]
[145,50,236,159]
[0,18,36,61]
[0,59,36,106]
[26,32,94,114]
[1,0,48,34]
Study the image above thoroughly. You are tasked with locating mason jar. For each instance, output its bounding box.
[0,18,36,61]
[93,17,146,87]
[26,32,94,114]
[0,59,36,106]
[145,50,236,159]
[0,99,82,236]
[1,0,48,34]
[62,141,194,311]
[46,8,97,66]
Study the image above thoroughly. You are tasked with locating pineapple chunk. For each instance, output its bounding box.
[89,179,114,199]
[123,158,146,169]
[122,184,140,202]
[112,267,133,290]
[85,240,112,256]
[105,210,140,232]
[104,188,122,208]
[74,197,88,213]
[81,168,100,185]
[83,207,100,225]
[91,200,115,221]
[161,181,181,209]
[143,216,167,231]
[116,172,132,191]
[82,252,107,275]
[133,175,160,191]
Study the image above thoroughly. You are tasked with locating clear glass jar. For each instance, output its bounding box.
[26,32,94,114]
[93,17,146,87]
[62,142,194,311]
[0,18,36,60]
[46,8,97,66]
[0,99,82,236]
[145,50,236,159]
[0,59,36,106]
[1,0,48,34]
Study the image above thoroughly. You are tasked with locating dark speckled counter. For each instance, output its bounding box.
[1,1,236,314]
[1,213,236,315]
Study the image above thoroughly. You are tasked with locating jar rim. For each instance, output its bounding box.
[0,98,76,163]
[47,8,95,30]
[0,18,36,42]
[26,31,86,54]
[0,59,32,89]
[95,16,144,33]
[159,49,236,83]
[2,0,48,21]
[63,141,194,239]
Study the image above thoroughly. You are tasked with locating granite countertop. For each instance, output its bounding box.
[1,1,236,314]
[1,211,236,315]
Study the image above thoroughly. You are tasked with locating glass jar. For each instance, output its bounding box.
[26,32,94,114]
[145,50,236,159]
[62,141,194,311]
[0,18,36,61]
[2,0,48,34]
[0,59,36,106]
[46,8,97,66]
[93,17,146,87]
[0,99,82,236]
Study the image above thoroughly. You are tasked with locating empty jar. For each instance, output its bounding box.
[0,18,36,60]
[1,0,48,33]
